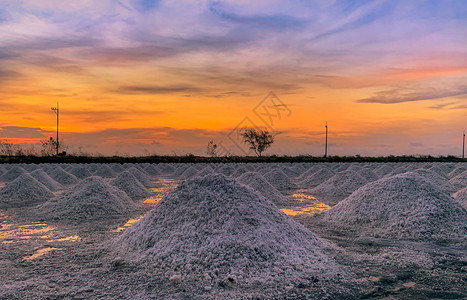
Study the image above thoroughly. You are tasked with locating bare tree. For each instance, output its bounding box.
[0,139,15,156]
[41,137,65,156]
[241,128,274,157]
[206,140,218,157]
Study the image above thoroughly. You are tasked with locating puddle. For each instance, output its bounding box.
[280,203,331,216]
[115,216,144,232]
[144,197,162,203]
[291,192,316,201]
[24,247,62,260]
[146,177,177,204]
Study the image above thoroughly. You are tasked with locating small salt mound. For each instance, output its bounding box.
[111,174,345,295]
[86,164,100,173]
[453,187,467,209]
[357,168,379,183]
[217,164,236,176]
[0,174,54,208]
[237,172,295,207]
[22,164,39,172]
[374,164,395,177]
[46,166,80,185]
[93,165,116,178]
[143,164,160,176]
[448,165,466,179]
[38,176,136,222]
[449,171,467,192]
[413,169,454,193]
[298,168,335,189]
[0,166,27,182]
[110,164,125,173]
[296,165,325,181]
[29,169,63,191]
[320,172,467,240]
[311,170,369,198]
[179,166,200,180]
[126,166,152,187]
[158,164,175,174]
[68,165,93,179]
[195,166,216,178]
[230,166,249,178]
[281,165,303,178]
[262,169,297,191]
[173,164,191,177]
[112,171,151,200]
[429,164,456,178]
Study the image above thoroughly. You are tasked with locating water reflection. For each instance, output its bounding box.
[281,203,331,216]
[144,197,162,203]
[145,177,177,204]
[115,216,143,232]
[24,247,62,260]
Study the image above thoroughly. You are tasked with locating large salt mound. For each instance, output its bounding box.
[111,171,151,200]
[448,165,466,179]
[262,169,297,191]
[298,168,335,189]
[0,174,54,208]
[320,172,467,240]
[29,169,63,191]
[68,165,92,179]
[449,171,467,192]
[38,176,136,222]
[311,170,369,198]
[46,166,80,185]
[0,166,27,182]
[237,172,295,207]
[111,174,347,295]
[453,187,467,209]
[126,166,152,187]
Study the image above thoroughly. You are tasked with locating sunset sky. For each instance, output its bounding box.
[0,0,466,156]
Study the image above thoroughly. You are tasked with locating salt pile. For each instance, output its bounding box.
[230,166,249,178]
[374,164,395,177]
[298,168,334,189]
[143,164,160,176]
[262,169,297,191]
[0,174,54,208]
[453,187,467,209]
[195,166,216,178]
[0,166,27,182]
[320,172,467,240]
[111,174,347,296]
[179,166,200,180]
[68,165,92,179]
[413,168,454,193]
[311,170,369,198]
[448,165,466,179]
[38,176,136,222]
[217,164,236,176]
[126,166,152,187]
[93,165,116,178]
[111,171,151,200]
[449,171,467,192]
[110,164,125,173]
[46,166,80,185]
[237,172,295,207]
[29,169,63,191]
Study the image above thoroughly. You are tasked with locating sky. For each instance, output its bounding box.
[0,0,466,156]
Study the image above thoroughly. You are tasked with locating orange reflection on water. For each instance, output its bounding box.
[281,203,331,216]
[291,193,316,201]
[0,222,54,241]
[144,197,162,203]
[24,247,62,260]
[115,217,143,232]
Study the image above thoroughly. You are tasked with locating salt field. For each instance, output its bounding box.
[0,162,466,299]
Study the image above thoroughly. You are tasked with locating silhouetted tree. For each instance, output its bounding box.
[206,140,218,157]
[241,128,274,157]
[41,137,65,156]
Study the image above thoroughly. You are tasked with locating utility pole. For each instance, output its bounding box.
[51,102,59,156]
[463,131,465,159]
[324,121,328,158]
